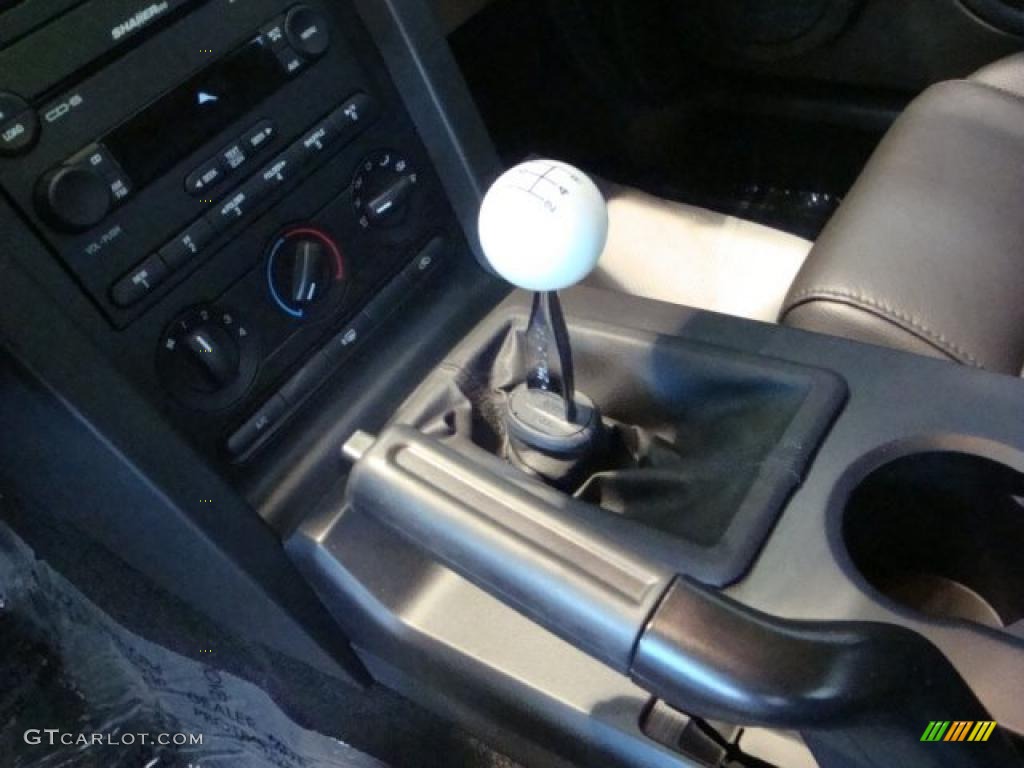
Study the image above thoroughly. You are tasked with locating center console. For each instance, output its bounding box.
[2,3,1024,768]
[290,287,1024,768]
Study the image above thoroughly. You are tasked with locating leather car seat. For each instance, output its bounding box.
[780,55,1024,375]
[588,181,812,323]
[592,55,1024,376]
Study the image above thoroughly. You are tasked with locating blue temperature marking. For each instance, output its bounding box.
[267,237,304,318]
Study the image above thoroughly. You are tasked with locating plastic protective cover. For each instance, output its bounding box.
[0,520,384,768]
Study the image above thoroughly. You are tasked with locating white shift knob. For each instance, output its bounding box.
[478,160,609,292]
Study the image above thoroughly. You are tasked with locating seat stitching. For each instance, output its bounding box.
[785,287,982,367]
[968,77,1024,104]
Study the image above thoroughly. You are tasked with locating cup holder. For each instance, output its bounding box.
[843,451,1024,634]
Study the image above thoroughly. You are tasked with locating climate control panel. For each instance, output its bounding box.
[0,0,470,465]
[226,234,449,460]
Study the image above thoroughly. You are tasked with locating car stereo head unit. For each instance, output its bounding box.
[0,0,380,326]
[0,0,468,464]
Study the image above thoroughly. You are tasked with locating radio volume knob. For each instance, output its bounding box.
[36,165,112,233]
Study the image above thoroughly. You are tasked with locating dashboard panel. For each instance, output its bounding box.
[0,0,470,464]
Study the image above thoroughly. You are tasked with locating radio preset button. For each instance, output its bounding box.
[295,121,335,165]
[328,93,376,139]
[257,148,301,190]
[206,188,255,231]
[159,218,216,269]
[111,254,168,308]
[186,157,227,196]
[242,174,275,207]
[242,120,277,154]
[285,6,330,59]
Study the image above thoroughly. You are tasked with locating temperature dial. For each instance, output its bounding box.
[158,306,259,411]
[353,151,418,229]
[267,226,346,319]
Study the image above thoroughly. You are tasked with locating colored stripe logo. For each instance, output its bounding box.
[921,721,998,742]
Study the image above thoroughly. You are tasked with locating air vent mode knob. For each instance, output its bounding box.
[35,164,111,232]
[353,152,418,229]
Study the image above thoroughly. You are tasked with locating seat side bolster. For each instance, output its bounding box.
[781,78,1024,375]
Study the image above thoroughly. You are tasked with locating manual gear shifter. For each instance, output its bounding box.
[479,159,609,484]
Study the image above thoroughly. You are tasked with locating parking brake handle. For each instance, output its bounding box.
[343,426,1022,768]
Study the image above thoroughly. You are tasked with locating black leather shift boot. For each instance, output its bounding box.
[389,308,846,584]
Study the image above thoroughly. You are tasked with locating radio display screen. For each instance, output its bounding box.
[105,36,288,186]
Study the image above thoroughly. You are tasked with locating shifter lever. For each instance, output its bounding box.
[526,291,576,420]
[479,160,609,483]
[479,159,608,409]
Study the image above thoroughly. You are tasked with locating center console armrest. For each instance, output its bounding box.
[344,425,1022,768]
[342,425,675,672]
